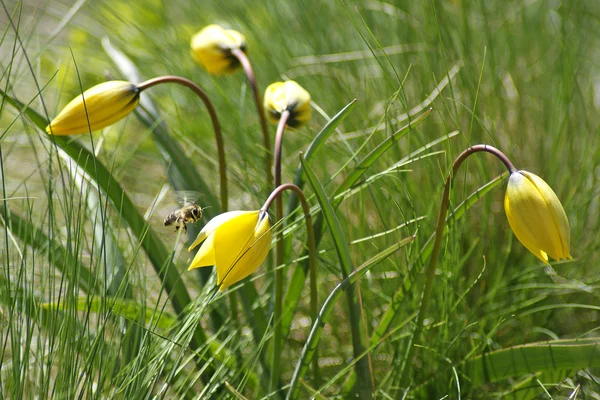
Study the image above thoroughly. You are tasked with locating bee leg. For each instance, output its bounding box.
[183,225,188,233]
[175,225,180,232]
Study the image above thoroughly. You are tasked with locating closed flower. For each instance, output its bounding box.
[190,24,246,75]
[46,81,140,135]
[504,170,571,264]
[188,210,272,290]
[264,80,311,128]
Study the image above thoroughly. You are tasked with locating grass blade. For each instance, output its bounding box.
[300,153,373,399]
[369,173,509,351]
[332,107,432,203]
[0,89,206,346]
[1,207,97,293]
[286,237,414,399]
[285,98,358,217]
[281,98,357,342]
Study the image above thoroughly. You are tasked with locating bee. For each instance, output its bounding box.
[164,191,204,233]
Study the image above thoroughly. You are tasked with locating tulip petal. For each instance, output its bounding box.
[46,81,139,135]
[263,80,311,127]
[218,212,272,289]
[188,210,250,251]
[505,171,571,264]
[521,171,571,259]
[188,231,217,270]
[190,24,246,75]
[211,211,262,288]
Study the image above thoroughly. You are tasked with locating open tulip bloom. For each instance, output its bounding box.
[504,170,571,264]
[46,81,140,135]
[188,210,272,290]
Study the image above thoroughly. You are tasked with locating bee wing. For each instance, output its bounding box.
[175,190,202,206]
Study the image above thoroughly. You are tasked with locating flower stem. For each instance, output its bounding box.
[269,110,291,393]
[137,76,228,214]
[262,182,319,386]
[398,144,515,387]
[231,48,272,195]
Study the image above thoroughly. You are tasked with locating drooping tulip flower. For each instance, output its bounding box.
[46,81,140,135]
[190,24,247,75]
[504,170,571,264]
[188,210,272,290]
[264,80,311,128]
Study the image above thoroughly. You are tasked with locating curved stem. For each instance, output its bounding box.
[231,48,272,194]
[262,182,319,387]
[398,144,515,387]
[268,110,291,393]
[138,76,228,213]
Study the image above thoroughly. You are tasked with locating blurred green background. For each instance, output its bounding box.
[1,0,599,398]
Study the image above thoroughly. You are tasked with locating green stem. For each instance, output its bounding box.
[231,48,272,195]
[263,182,318,387]
[137,76,228,214]
[269,110,291,393]
[398,144,515,387]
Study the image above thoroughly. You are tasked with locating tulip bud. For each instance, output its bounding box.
[188,210,272,290]
[263,80,311,128]
[46,81,140,135]
[190,24,247,75]
[504,170,571,264]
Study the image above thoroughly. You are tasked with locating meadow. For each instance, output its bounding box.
[1,0,599,398]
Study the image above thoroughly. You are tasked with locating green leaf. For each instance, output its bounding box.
[67,165,129,297]
[300,154,372,399]
[285,98,358,217]
[281,99,357,342]
[282,108,435,352]
[462,338,600,387]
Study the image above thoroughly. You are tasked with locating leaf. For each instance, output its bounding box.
[66,162,129,297]
[462,338,600,387]
[285,98,358,217]
[281,98,357,342]
[300,154,373,399]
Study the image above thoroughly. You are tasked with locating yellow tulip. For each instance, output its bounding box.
[263,80,311,127]
[46,81,140,135]
[190,24,246,75]
[504,170,571,264]
[188,210,272,290]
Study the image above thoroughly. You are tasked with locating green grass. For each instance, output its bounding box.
[1,0,600,398]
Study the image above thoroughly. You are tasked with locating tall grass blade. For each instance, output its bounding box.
[300,153,373,399]
[0,89,207,346]
[286,237,414,399]
[281,98,357,342]
[2,208,97,293]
